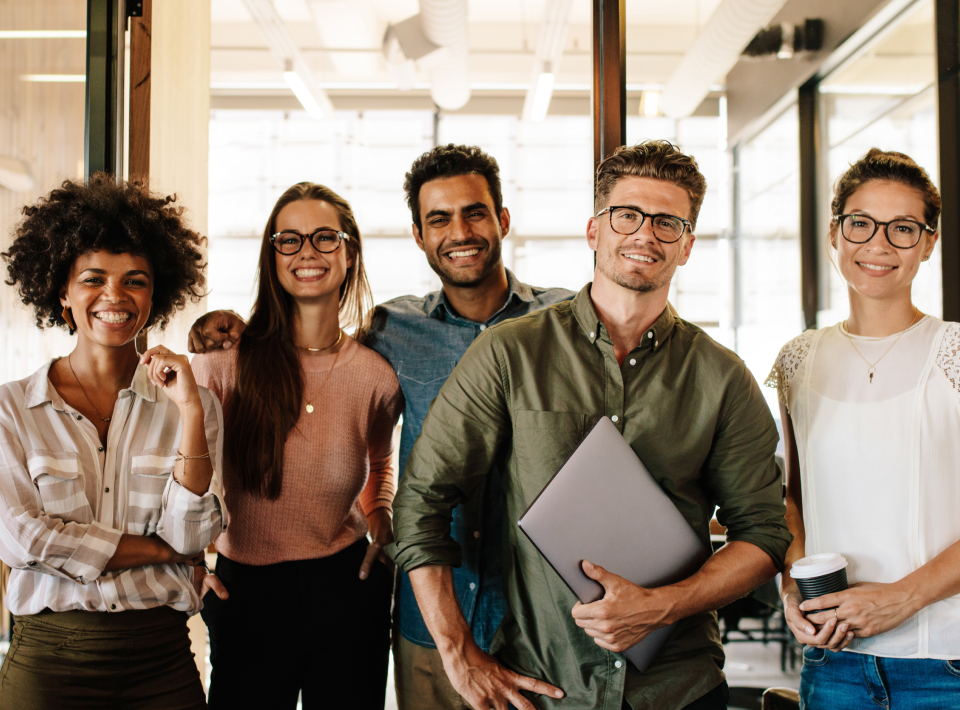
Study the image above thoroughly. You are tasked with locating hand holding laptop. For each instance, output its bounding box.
[571,560,674,653]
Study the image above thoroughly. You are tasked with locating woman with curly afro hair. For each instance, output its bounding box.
[0,173,227,709]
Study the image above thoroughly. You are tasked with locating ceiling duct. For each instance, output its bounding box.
[661,0,790,118]
[383,14,440,91]
[742,18,824,59]
[419,0,470,110]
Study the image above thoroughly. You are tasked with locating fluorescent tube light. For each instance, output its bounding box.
[283,60,324,119]
[20,74,85,83]
[0,31,86,39]
[640,90,661,117]
[530,63,555,123]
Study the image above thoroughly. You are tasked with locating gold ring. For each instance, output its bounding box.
[834,609,839,620]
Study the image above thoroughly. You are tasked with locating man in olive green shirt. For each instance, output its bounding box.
[388,141,792,710]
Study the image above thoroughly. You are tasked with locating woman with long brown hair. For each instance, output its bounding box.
[192,183,401,709]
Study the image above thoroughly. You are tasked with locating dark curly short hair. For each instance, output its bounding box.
[403,144,503,231]
[3,172,206,331]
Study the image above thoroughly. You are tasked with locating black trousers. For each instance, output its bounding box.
[202,539,393,710]
[622,680,729,710]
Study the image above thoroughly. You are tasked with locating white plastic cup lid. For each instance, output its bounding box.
[789,552,848,579]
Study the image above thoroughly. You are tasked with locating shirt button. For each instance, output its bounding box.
[647,332,654,339]
[611,415,619,423]
[76,414,82,420]
[479,324,487,331]
[629,359,637,366]
[655,341,659,348]
[110,604,116,610]
[98,446,104,452]
[589,331,595,339]
[27,560,36,566]
[474,531,480,538]
[469,582,476,590]
[104,488,110,493]
[615,660,623,669]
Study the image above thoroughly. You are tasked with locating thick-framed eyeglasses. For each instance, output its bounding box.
[269,229,350,255]
[595,206,691,244]
[833,214,935,250]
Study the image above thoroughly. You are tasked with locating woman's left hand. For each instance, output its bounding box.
[801,581,917,640]
[360,507,395,580]
[140,345,202,410]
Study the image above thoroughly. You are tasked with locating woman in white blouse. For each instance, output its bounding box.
[771,149,960,707]
[0,174,225,709]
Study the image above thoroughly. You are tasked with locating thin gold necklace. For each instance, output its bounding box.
[303,330,343,414]
[841,308,922,384]
[67,353,112,423]
[297,329,342,353]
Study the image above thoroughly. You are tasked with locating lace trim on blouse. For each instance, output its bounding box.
[765,329,817,408]
[935,323,960,401]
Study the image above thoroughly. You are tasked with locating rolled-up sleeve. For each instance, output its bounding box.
[359,373,403,516]
[706,366,792,569]
[157,387,225,555]
[387,330,510,573]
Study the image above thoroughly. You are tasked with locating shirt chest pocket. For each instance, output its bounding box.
[27,451,93,523]
[513,410,591,504]
[128,449,177,535]
[397,360,457,419]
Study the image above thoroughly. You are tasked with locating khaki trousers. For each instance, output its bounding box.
[0,606,206,710]
[394,630,472,710]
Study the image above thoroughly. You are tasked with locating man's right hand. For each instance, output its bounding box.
[441,639,564,710]
[187,310,246,353]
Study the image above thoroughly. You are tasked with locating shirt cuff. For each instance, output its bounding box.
[164,479,225,528]
[387,538,463,573]
[60,521,122,583]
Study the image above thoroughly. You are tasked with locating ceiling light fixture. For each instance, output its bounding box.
[530,62,555,122]
[0,30,85,39]
[283,60,324,119]
[20,74,85,82]
[640,90,661,117]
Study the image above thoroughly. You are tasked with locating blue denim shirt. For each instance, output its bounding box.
[363,270,572,651]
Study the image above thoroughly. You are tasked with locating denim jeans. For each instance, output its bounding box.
[800,646,960,709]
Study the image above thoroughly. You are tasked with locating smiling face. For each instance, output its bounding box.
[833,180,938,302]
[273,199,353,306]
[413,174,509,288]
[587,176,695,296]
[60,250,154,348]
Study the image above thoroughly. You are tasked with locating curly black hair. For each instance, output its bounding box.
[2,173,206,331]
[403,144,503,231]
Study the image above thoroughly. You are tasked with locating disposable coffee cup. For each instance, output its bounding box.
[790,553,848,609]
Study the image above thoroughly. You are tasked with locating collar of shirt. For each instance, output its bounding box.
[571,284,676,352]
[423,269,535,324]
[25,359,157,411]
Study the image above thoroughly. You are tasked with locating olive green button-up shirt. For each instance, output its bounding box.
[388,284,791,710]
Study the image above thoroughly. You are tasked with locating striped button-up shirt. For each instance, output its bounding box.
[0,359,225,616]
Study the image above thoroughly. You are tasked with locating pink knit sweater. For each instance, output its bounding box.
[192,337,402,565]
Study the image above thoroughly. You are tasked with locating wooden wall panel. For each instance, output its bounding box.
[149,0,210,355]
[0,1,86,386]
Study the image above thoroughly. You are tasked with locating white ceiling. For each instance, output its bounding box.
[210,0,725,97]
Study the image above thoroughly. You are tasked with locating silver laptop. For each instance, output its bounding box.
[518,416,709,671]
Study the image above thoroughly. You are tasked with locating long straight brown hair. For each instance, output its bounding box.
[224,183,373,499]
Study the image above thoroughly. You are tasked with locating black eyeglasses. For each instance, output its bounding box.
[595,206,692,244]
[269,229,350,255]
[833,214,935,250]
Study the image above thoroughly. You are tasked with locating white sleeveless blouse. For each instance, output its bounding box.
[768,317,960,658]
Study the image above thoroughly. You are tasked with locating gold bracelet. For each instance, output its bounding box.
[175,451,211,462]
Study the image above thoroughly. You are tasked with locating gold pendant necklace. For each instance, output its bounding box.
[841,308,922,384]
[302,330,343,414]
[68,353,112,422]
